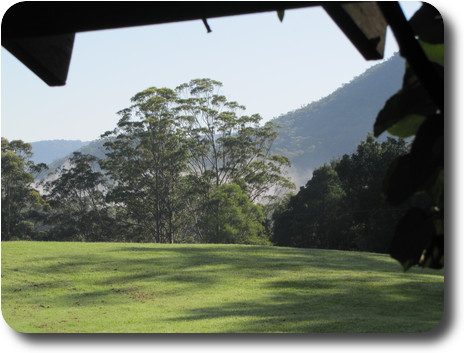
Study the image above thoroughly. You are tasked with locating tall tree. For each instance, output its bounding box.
[101,80,293,244]
[175,79,294,241]
[175,79,294,202]
[95,80,295,243]
[102,87,189,243]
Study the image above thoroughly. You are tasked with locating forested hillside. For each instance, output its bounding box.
[271,53,405,183]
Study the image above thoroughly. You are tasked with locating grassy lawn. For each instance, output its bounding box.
[1,241,444,333]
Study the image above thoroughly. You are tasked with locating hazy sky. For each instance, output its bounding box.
[2,2,421,142]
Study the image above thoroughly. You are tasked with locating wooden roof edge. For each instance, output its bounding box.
[2,1,392,86]
[1,1,321,40]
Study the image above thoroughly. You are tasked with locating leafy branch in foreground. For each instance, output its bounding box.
[373,4,444,270]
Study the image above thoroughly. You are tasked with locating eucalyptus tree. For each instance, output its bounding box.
[175,79,294,203]
[102,87,189,243]
[174,79,294,241]
[101,80,294,244]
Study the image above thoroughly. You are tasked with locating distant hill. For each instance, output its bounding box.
[34,139,109,181]
[271,53,405,186]
[30,140,90,164]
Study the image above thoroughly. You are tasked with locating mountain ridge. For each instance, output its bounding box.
[271,53,405,185]
[29,139,90,164]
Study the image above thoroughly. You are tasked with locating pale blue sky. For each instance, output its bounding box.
[1,2,421,142]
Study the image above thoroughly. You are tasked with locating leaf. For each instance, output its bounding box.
[431,170,444,208]
[387,114,426,138]
[409,113,444,190]
[382,113,443,206]
[419,41,444,66]
[277,10,285,22]
[373,93,402,137]
[390,208,437,271]
[373,66,438,137]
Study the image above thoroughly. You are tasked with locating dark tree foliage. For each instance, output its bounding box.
[373,4,444,270]
[333,136,416,253]
[271,135,425,254]
[272,165,346,249]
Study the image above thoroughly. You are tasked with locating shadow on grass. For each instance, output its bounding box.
[113,245,406,272]
[2,244,444,332]
[162,275,444,333]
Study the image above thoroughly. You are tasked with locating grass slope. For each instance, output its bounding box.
[1,241,443,333]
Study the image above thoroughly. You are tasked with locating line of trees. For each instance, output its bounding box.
[3,79,432,255]
[271,135,433,253]
[2,79,294,244]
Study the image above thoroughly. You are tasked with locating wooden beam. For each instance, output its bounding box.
[2,1,320,40]
[2,33,75,86]
[323,2,387,60]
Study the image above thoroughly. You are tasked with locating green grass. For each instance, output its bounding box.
[1,241,444,333]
